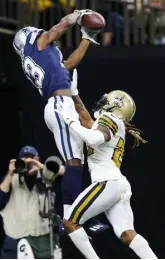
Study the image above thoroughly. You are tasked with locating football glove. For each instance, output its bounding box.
[81,26,100,45]
[70,69,78,96]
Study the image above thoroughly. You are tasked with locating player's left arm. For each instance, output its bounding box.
[67,119,110,147]
[37,10,94,51]
[69,113,119,146]
[55,103,115,147]
[37,10,85,50]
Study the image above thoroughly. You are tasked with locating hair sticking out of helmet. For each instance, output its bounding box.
[92,90,148,148]
[125,122,148,148]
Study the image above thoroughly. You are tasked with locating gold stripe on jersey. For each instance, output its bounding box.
[98,115,118,135]
[69,182,106,224]
[86,144,94,156]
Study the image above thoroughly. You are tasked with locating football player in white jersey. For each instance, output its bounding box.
[55,70,157,259]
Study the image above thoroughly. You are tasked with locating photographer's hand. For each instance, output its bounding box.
[25,158,65,176]
[0,159,15,192]
[8,159,16,175]
[24,158,44,174]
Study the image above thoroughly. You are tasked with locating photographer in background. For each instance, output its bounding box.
[0,146,60,259]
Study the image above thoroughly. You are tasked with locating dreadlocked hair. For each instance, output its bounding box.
[124,122,148,149]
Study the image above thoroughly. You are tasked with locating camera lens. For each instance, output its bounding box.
[15,159,26,173]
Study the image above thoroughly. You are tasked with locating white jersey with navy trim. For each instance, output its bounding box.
[87,112,126,182]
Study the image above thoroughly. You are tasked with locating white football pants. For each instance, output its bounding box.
[44,96,84,162]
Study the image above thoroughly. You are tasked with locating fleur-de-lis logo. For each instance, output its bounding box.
[114,96,125,107]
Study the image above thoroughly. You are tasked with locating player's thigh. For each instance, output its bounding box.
[65,180,120,225]
[44,97,55,132]
[105,181,134,238]
[44,96,83,161]
[44,98,67,159]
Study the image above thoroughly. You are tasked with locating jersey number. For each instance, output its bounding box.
[23,57,45,95]
[112,138,125,168]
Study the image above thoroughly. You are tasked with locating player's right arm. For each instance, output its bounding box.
[64,39,91,71]
[70,69,94,128]
[73,95,94,129]
[64,26,100,70]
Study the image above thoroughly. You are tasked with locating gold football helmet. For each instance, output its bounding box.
[93,90,136,122]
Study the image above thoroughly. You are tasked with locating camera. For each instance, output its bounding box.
[42,156,62,184]
[14,159,26,174]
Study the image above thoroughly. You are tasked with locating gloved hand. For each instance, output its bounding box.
[55,101,74,126]
[75,9,93,25]
[70,69,78,96]
[81,26,100,45]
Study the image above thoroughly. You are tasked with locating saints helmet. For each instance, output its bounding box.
[13,27,44,56]
[93,90,136,122]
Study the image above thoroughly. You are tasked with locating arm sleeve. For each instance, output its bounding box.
[70,122,105,147]
[98,113,119,136]
[0,186,12,211]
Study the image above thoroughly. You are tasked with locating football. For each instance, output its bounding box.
[82,11,105,31]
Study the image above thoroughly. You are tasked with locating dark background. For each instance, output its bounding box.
[0,32,165,258]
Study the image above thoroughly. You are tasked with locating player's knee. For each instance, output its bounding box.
[120,230,137,246]
[62,219,81,234]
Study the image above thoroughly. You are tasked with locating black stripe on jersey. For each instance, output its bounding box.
[98,119,116,135]
[98,115,118,135]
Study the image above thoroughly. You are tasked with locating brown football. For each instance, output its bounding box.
[82,11,105,31]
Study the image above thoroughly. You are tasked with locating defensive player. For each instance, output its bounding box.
[55,83,157,258]
[13,9,100,219]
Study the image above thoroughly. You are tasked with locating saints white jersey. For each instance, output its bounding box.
[87,112,126,182]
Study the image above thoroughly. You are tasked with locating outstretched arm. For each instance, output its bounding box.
[37,11,80,50]
[55,101,111,146]
[64,39,90,70]
[64,26,101,70]
[37,10,93,50]
[73,95,94,129]
[70,69,94,128]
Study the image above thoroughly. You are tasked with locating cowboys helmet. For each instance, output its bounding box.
[93,90,136,122]
[13,27,43,56]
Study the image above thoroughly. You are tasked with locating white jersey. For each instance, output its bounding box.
[87,112,126,182]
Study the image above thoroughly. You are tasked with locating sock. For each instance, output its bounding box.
[61,165,83,204]
[129,234,157,259]
[63,204,71,218]
[69,228,99,259]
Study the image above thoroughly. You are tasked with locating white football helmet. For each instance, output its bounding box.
[93,90,136,122]
[13,26,43,56]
